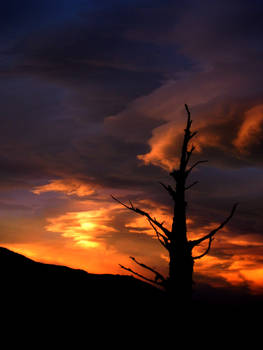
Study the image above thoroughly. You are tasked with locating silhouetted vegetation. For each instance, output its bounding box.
[113,105,238,303]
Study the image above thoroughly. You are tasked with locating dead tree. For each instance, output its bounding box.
[112,104,238,302]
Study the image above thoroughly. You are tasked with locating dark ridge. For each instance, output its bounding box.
[0,247,165,318]
[1,246,262,338]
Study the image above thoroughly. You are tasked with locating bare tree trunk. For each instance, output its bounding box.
[168,157,193,302]
[168,244,193,302]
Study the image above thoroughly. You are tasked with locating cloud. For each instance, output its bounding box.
[233,104,263,153]
[45,208,117,249]
[137,123,183,171]
[101,0,263,172]
[195,231,263,293]
[136,97,263,171]
[32,178,96,197]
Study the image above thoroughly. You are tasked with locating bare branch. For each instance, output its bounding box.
[185,181,199,190]
[190,203,239,248]
[185,103,191,123]
[129,256,166,283]
[193,237,213,259]
[186,160,208,176]
[184,105,197,140]
[147,219,170,250]
[185,145,195,166]
[189,131,198,140]
[119,264,163,286]
[159,182,176,200]
[129,200,134,209]
[111,195,171,238]
[111,195,131,210]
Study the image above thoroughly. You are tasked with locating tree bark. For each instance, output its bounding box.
[168,244,193,303]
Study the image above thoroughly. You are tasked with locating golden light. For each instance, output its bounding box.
[45,208,117,249]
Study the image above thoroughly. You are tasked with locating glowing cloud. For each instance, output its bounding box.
[32,179,96,197]
[137,118,223,171]
[45,208,117,249]
[233,104,263,153]
[137,124,180,171]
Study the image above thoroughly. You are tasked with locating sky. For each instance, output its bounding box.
[1,0,263,294]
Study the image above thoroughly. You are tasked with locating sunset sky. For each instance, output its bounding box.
[1,0,263,294]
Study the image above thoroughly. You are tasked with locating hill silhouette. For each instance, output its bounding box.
[0,247,165,316]
[1,246,262,339]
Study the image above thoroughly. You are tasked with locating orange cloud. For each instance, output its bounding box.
[32,178,96,197]
[137,124,181,171]
[42,192,263,293]
[193,228,263,292]
[233,104,263,153]
[4,183,263,294]
[45,207,117,249]
[137,119,223,171]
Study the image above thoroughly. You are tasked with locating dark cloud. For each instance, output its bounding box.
[0,0,193,126]
[174,0,263,61]
[0,0,262,194]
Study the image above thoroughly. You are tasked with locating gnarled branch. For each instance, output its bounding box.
[185,181,199,191]
[111,195,171,238]
[119,264,162,286]
[129,256,166,283]
[159,182,176,200]
[193,236,213,259]
[119,256,166,286]
[185,145,195,166]
[170,104,199,181]
[186,160,208,177]
[147,219,170,251]
[190,203,238,248]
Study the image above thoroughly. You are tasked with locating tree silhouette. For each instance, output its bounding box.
[112,104,238,303]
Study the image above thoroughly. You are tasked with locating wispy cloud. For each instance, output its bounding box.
[32,178,96,197]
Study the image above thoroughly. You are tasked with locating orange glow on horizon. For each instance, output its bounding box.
[2,185,263,294]
[2,241,124,275]
[4,232,263,295]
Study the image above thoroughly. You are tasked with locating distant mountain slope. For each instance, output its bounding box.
[0,247,164,317]
[1,246,262,337]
